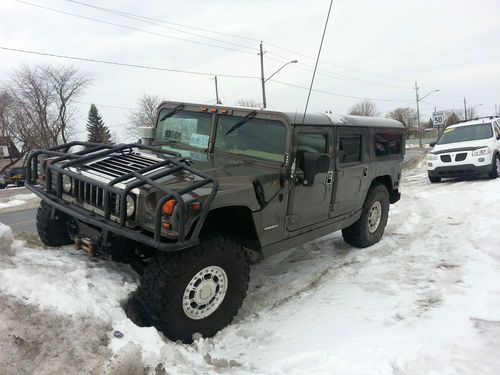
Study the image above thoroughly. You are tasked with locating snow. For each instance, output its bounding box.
[1,166,500,374]
[0,223,14,255]
[0,193,38,209]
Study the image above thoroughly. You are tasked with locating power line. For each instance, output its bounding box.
[12,0,256,55]
[65,0,258,52]
[269,79,412,102]
[0,46,260,79]
[66,0,261,44]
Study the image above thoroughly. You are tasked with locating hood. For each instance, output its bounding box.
[431,139,492,154]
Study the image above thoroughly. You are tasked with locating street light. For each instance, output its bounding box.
[260,55,298,108]
[415,82,439,147]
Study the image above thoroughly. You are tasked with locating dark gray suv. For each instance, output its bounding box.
[26,102,404,342]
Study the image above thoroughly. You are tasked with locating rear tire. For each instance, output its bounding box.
[428,174,441,183]
[342,183,389,248]
[488,154,500,179]
[135,233,249,343]
[36,201,73,246]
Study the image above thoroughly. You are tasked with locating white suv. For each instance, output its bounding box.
[426,117,500,182]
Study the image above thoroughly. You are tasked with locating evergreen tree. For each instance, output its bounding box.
[86,104,111,144]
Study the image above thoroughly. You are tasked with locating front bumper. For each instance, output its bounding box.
[427,164,492,178]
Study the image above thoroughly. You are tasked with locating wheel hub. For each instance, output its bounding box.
[368,201,382,233]
[182,266,227,320]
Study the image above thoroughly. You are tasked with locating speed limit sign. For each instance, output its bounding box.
[432,111,445,128]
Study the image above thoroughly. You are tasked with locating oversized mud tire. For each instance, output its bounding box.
[135,233,250,343]
[36,201,73,246]
[428,174,441,183]
[488,154,500,179]
[342,183,389,248]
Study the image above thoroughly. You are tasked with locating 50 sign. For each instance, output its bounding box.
[432,111,445,128]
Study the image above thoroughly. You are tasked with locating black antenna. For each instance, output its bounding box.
[301,0,334,125]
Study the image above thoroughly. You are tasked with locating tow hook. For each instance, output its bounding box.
[75,237,96,257]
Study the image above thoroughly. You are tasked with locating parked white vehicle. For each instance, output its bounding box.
[426,117,500,182]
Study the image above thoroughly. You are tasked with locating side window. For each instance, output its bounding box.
[375,133,402,157]
[297,133,327,153]
[494,122,500,139]
[339,135,361,163]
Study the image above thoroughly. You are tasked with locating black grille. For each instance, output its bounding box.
[72,178,119,214]
[455,153,467,162]
[438,169,474,176]
[440,155,452,162]
[86,153,159,178]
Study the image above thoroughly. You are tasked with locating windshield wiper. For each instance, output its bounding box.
[225,111,257,135]
[159,103,185,123]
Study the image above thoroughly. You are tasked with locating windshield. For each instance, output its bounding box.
[155,110,212,150]
[437,124,493,145]
[215,116,286,163]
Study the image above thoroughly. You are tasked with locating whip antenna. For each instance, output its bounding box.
[301,0,334,125]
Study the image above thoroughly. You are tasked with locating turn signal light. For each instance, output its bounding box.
[162,199,177,215]
[162,223,171,230]
[191,202,201,211]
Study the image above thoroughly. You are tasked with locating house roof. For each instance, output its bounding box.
[0,136,21,158]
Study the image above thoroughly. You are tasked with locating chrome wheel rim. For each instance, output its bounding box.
[368,201,382,233]
[182,266,228,320]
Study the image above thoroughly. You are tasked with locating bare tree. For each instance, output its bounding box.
[237,99,261,108]
[348,100,379,117]
[386,107,418,138]
[127,94,161,140]
[5,65,90,149]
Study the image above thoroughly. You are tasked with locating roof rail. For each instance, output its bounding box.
[456,115,499,124]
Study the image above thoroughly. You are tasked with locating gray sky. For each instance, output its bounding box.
[1,0,499,141]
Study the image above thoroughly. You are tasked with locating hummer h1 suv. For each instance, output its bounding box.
[26,101,404,342]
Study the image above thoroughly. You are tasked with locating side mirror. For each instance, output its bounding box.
[429,142,436,147]
[296,152,330,186]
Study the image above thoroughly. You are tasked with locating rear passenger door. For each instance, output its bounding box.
[332,127,368,217]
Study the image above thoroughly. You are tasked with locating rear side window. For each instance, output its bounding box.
[493,122,500,139]
[339,135,361,163]
[375,133,402,157]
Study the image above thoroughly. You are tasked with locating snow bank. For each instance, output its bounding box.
[1,168,500,374]
[0,193,38,209]
[0,223,14,255]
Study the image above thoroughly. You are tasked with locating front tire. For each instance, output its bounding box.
[135,233,249,343]
[342,183,389,248]
[488,154,500,179]
[36,201,73,246]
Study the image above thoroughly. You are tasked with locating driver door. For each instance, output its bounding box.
[286,127,333,231]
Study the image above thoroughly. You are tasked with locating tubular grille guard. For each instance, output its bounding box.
[25,141,219,251]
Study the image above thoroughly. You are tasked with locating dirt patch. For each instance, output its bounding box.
[0,294,112,375]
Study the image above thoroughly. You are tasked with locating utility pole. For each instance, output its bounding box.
[259,41,267,108]
[415,82,422,147]
[464,97,468,120]
[495,103,498,117]
[214,76,221,104]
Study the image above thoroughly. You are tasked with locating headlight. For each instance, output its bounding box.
[126,195,136,217]
[472,147,491,156]
[427,154,438,161]
[62,175,72,193]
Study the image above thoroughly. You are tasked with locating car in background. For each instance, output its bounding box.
[426,117,500,182]
[1,166,27,188]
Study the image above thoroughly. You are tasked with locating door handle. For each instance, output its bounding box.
[326,171,334,185]
[362,165,368,178]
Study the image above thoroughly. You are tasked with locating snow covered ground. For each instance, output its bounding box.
[1,164,500,374]
[0,193,38,210]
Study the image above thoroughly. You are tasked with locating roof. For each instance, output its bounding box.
[158,101,404,129]
[450,116,499,128]
[0,136,21,159]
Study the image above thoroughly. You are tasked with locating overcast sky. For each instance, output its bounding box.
[1,0,499,141]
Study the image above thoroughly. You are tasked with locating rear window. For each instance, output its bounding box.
[375,133,402,156]
[437,124,493,144]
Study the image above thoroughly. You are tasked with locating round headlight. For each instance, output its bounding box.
[62,175,72,193]
[126,195,136,217]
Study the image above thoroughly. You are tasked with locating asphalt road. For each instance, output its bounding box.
[0,207,37,233]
